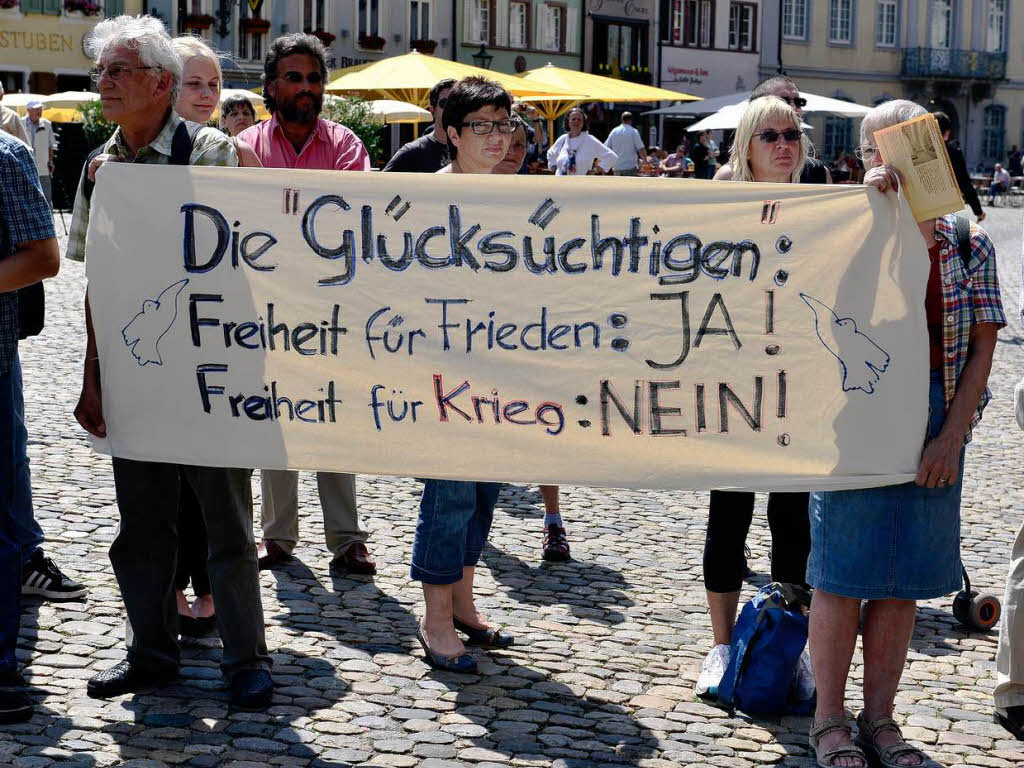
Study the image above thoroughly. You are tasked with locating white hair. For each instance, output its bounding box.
[860,100,927,146]
[84,14,182,105]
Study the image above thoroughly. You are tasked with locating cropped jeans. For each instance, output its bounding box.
[411,480,501,585]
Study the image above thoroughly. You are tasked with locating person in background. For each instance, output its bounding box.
[934,111,984,222]
[21,102,56,209]
[547,107,616,176]
[604,111,647,176]
[716,75,832,184]
[689,130,709,178]
[0,84,29,148]
[695,97,813,702]
[660,143,687,178]
[1008,144,1022,177]
[0,131,61,725]
[808,99,1003,768]
[68,14,272,710]
[415,76,517,674]
[237,33,375,576]
[383,78,455,173]
[220,93,257,138]
[995,513,1024,740]
[705,131,720,178]
[989,162,1011,205]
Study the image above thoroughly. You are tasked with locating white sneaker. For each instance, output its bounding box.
[794,646,816,701]
[695,643,731,698]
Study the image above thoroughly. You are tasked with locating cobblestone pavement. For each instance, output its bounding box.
[2,203,1024,768]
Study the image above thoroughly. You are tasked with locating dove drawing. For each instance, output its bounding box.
[800,293,891,395]
[121,279,189,366]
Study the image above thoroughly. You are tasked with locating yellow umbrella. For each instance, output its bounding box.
[325,51,582,108]
[42,108,84,123]
[519,63,701,138]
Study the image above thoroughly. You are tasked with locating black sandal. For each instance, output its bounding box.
[809,715,868,768]
[453,616,514,648]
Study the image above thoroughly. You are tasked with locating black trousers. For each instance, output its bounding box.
[174,471,211,597]
[703,490,811,593]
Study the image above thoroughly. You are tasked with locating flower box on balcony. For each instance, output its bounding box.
[64,0,101,15]
[410,39,437,54]
[358,34,386,51]
[240,17,271,34]
[185,13,215,31]
[312,29,335,46]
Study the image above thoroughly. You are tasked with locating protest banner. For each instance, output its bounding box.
[84,165,929,491]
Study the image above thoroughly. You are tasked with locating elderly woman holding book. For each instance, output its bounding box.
[807,100,1005,768]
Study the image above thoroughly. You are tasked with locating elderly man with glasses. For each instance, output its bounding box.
[66,14,272,710]
[238,34,377,578]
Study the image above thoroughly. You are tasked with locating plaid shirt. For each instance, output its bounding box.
[933,215,1005,444]
[0,132,55,376]
[66,110,238,263]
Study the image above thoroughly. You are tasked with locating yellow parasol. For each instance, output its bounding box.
[518,63,701,139]
[325,51,582,108]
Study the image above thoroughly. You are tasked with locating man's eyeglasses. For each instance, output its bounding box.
[855,145,879,161]
[756,129,803,144]
[456,119,515,135]
[89,64,162,83]
[279,71,323,84]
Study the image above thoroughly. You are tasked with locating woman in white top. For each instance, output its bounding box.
[547,107,617,175]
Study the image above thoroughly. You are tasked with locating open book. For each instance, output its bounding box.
[873,114,965,222]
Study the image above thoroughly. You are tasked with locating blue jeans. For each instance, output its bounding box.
[10,356,42,559]
[0,354,24,675]
[411,480,500,585]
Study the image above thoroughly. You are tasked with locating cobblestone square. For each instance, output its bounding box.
[2,206,1023,768]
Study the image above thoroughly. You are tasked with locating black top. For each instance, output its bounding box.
[690,142,708,177]
[383,132,449,173]
[945,139,983,216]
[799,157,828,184]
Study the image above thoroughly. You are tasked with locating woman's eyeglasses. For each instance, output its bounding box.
[854,145,879,161]
[457,119,515,135]
[756,129,803,144]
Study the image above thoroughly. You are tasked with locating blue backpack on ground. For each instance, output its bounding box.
[717,582,815,716]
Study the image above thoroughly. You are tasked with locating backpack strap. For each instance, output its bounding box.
[953,214,971,272]
[82,120,200,202]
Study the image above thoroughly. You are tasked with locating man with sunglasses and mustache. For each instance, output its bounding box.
[714,75,833,185]
[239,35,377,577]
[383,78,456,173]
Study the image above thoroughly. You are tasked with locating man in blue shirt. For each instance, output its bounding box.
[0,131,60,724]
[604,112,647,176]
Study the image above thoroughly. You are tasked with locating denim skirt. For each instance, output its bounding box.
[806,369,964,600]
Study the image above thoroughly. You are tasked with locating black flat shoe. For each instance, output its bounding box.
[415,627,477,673]
[230,669,273,711]
[87,659,178,699]
[179,614,217,638]
[0,690,32,724]
[453,616,515,648]
[996,706,1024,740]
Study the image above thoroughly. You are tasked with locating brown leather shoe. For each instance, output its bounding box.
[257,539,290,570]
[330,542,376,575]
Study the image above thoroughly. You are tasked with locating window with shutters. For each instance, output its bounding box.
[509,1,529,48]
[410,0,431,41]
[983,104,1006,162]
[238,0,272,62]
[728,2,757,50]
[875,0,898,47]
[823,116,853,163]
[985,0,1006,53]
[539,2,565,52]
[782,0,808,39]
[828,0,854,44]
[302,0,328,32]
[464,0,490,44]
[358,0,382,39]
[930,0,953,49]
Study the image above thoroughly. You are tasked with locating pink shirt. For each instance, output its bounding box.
[239,114,371,171]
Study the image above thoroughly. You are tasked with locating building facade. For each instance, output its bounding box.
[454,0,583,73]
[0,0,142,94]
[760,0,1019,171]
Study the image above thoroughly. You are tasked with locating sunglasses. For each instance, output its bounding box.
[280,71,323,84]
[757,129,804,144]
[781,96,808,108]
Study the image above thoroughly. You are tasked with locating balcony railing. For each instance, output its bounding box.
[902,47,1006,80]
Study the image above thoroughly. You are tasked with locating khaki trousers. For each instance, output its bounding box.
[996,519,1024,708]
[260,470,366,557]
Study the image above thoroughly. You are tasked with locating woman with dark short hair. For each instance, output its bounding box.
[412,76,517,673]
[220,93,257,138]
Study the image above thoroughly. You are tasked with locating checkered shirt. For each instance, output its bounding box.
[933,215,1005,444]
[0,132,55,376]
[65,110,238,263]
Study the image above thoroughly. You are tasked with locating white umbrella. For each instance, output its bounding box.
[650,91,872,120]
[1,93,45,116]
[369,99,431,124]
[40,91,99,109]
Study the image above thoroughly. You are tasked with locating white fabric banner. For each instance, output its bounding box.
[85,165,929,491]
